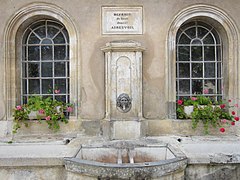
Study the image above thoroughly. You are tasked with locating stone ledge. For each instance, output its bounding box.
[0,157,64,167]
[147,119,240,136]
[12,119,82,136]
[64,157,187,179]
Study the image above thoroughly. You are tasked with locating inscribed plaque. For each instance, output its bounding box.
[102,7,143,34]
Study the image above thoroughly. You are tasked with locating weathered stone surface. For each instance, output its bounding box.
[65,158,187,179]
[0,121,8,137]
[0,137,239,179]
[185,165,240,180]
[0,167,65,180]
[13,119,82,137]
[66,171,96,180]
[65,140,187,179]
[111,120,141,140]
[81,120,101,136]
[147,119,239,136]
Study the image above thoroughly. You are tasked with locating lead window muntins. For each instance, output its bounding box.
[176,21,222,101]
[21,20,70,104]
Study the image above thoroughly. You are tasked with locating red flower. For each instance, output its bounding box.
[234,117,239,121]
[191,97,197,101]
[16,105,22,111]
[54,89,60,94]
[232,111,236,115]
[203,89,209,94]
[220,104,226,109]
[67,106,73,112]
[228,99,232,102]
[45,116,51,121]
[177,100,183,105]
[220,127,225,133]
[38,109,45,114]
[221,119,227,123]
[231,121,235,126]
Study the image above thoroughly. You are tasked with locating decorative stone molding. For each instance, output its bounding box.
[101,40,145,120]
[3,3,79,119]
[166,4,240,119]
[101,40,145,139]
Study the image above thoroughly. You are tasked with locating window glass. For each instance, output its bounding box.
[22,20,69,104]
[176,21,222,101]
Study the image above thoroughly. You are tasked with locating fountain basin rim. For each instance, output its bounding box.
[64,156,187,168]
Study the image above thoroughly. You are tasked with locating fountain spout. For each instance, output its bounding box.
[128,149,134,164]
[117,149,123,164]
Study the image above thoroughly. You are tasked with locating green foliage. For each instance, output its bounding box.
[177,96,236,134]
[13,104,30,133]
[13,96,73,133]
[191,105,233,134]
[176,106,188,119]
[183,96,212,106]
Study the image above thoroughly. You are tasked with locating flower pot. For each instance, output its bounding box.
[198,105,219,109]
[184,106,194,116]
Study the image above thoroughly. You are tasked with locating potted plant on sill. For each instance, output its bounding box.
[13,96,73,133]
[177,96,239,134]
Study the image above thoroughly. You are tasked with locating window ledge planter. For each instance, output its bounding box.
[13,96,73,133]
[184,106,194,116]
[177,96,239,134]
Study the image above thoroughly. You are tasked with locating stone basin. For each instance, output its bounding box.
[64,142,187,179]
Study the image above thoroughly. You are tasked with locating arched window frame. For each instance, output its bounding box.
[21,19,70,104]
[166,4,239,119]
[176,21,223,101]
[4,3,79,119]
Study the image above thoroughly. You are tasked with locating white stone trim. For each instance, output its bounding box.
[166,4,240,118]
[3,2,79,119]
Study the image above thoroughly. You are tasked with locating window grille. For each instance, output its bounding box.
[22,20,69,104]
[176,21,222,101]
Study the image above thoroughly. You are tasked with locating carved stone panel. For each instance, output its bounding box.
[102,40,145,120]
[102,7,143,34]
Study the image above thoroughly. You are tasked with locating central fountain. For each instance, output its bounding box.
[64,41,187,179]
[101,40,145,140]
[65,140,187,179]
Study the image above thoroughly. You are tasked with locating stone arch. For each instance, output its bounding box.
[166,4,239,118]
[3,2,79,118]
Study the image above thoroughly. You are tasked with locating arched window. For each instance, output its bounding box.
[22,20,69,104]
[176,21,222,101]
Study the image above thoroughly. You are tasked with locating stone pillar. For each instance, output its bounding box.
[101,40,145,140]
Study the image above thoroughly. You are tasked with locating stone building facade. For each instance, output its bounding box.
[0,0,240,139]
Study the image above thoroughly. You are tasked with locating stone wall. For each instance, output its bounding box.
[1,163,240,180]
[185,164,240,180]
[0,166,65,180]
[0,0,239,137]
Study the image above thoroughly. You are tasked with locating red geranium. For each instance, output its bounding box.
[220,104,226,109]
[16,105,22,111]
[45,116,51,121]
[234,117,239,121]
[220,127,225,133]
[177,100,183,105]
[191,97,197,101]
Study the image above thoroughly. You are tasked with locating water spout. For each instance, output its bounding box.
[117,149,122,164]
[128,149,134,164]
